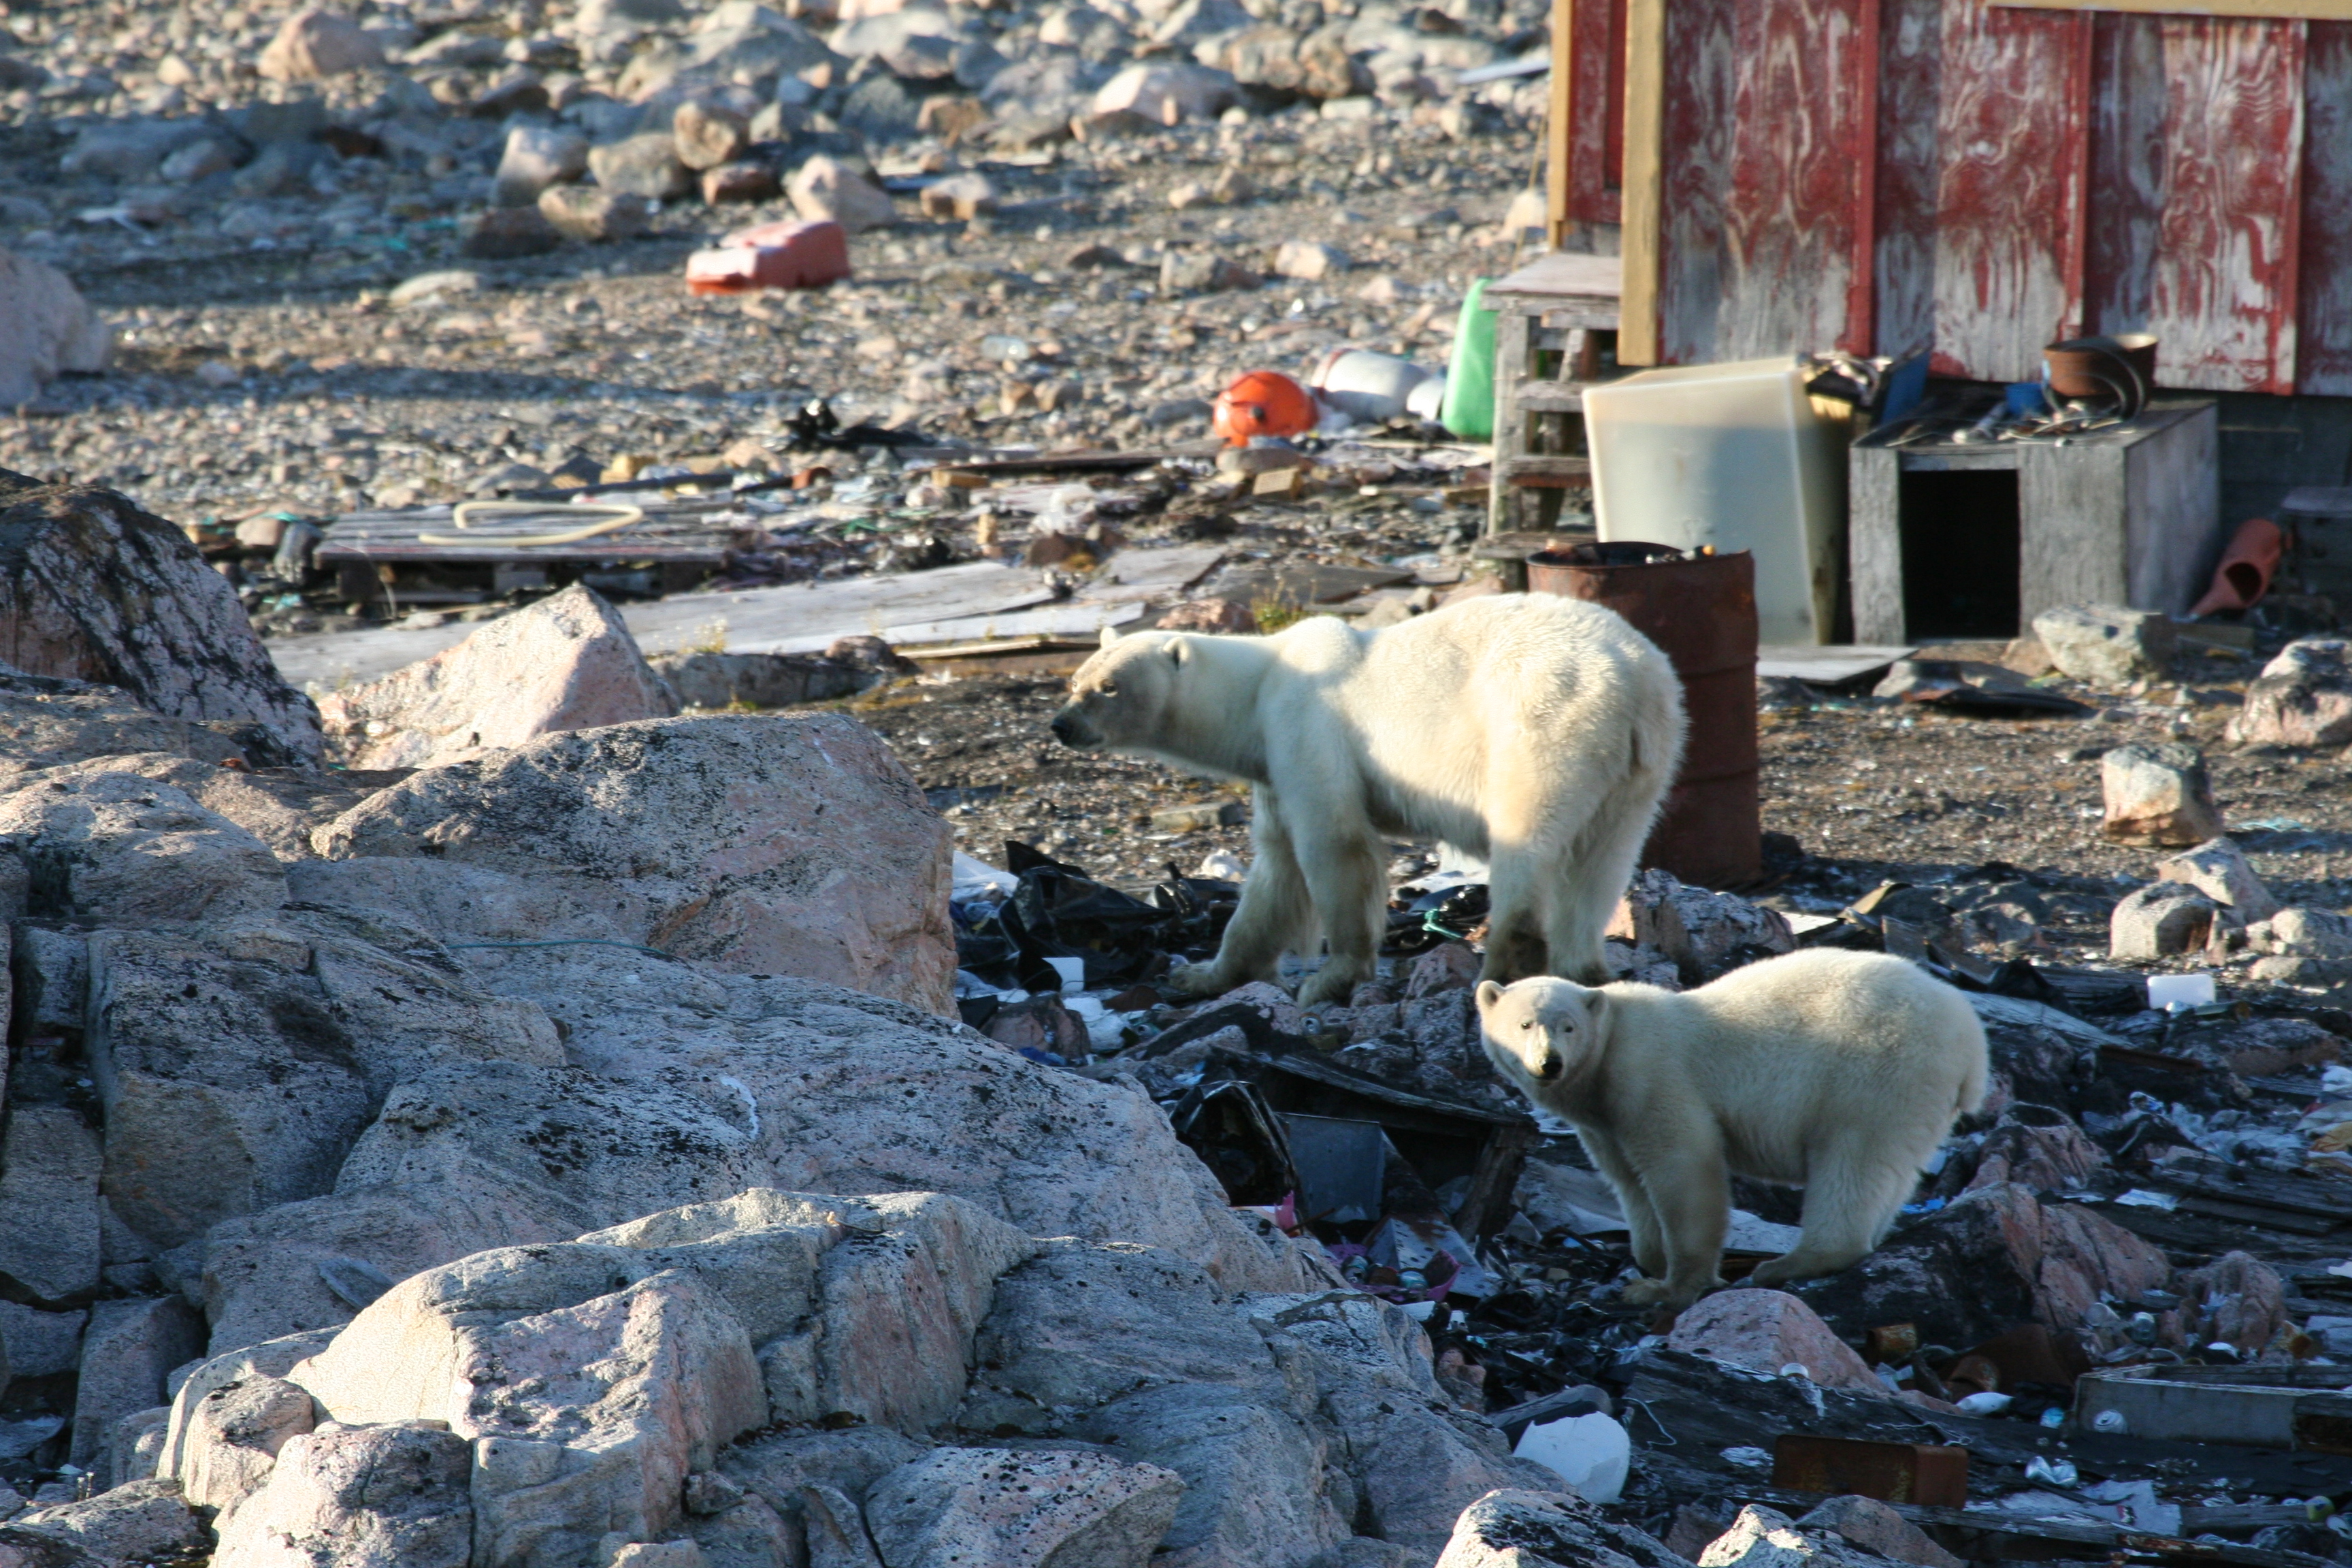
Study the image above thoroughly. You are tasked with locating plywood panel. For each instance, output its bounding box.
[1928,0,2094,381]
[1652,0,1736,363]
[1560,0,1624,227]
[1999,0,2352,17]
[1616,0,1665,364]
[1656,0,1877,362]
[1874,0,1945,358]
[2085,12,2166,342]
[2298,22,2352,392]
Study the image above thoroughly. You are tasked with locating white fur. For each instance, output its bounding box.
[1052,593,1685,1008]
[1475,949,1989,1308]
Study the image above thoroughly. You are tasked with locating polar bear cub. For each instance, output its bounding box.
[1050,593,1684,1009]
[1477,949,1988,1309]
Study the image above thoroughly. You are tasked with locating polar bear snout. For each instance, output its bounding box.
[1049,704,1100,749]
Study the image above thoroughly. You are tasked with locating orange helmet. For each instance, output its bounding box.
[1213,370,1318,445]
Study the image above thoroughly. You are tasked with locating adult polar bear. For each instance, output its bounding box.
[1050,593,1684,1009]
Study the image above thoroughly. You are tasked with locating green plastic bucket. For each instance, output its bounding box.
[1439,276,1497,440]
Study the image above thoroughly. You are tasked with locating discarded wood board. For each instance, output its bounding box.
[1757,644,1918,685]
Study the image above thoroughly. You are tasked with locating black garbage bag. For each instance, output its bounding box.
[1149,864,1240,959]
[985,841,1175,992]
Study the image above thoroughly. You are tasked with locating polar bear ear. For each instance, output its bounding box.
[1099,625,1122,649]
[1166,638,1188,666]
[1474,979,1503,1013]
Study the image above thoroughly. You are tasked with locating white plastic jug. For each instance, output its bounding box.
[1309,348,1437,423]
[1582,356,1846,645]
[1511,1413,1629,1504]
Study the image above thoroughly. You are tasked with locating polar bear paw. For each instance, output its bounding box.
[1166,962,1232,998]
[1619,1277,1675,1306]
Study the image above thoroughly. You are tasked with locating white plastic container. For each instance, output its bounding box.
[1512,1414,1629,1504]
[1581,356,1847,646]
[1309,348,1437,423]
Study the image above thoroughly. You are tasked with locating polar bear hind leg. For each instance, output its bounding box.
[1743,1140,1919,1288]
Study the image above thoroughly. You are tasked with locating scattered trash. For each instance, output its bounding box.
[1211,370,1320,444]
[685,218,853,295]
[1512,1412,1629,1503]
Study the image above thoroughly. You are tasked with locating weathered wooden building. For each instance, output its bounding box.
[1545,0,2352,517]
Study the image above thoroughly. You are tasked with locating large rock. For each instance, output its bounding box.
[493,125,591,208]
[0,771,287,926]
[1698,1505,1912,1568]
[1663,1290,1880,1394]
[589,133,693,201]
[309,713,954,1011]
[2155,836,2281,922]
[88,918,561,1248]
[0,473,321,759]
[1606,869,1795,986]
[1211,22,1369,99]
[649,650,885,710]
[12,751,398,863]
[787,155,898,233]
[176,1375,318,1512]
[314,586,679,770]
[1961,1104,2106,1194]
[2176,1250,2287,1356]
[2100,743,2222,848]
[0,1105,101,1303]
[1794,1183,2168,1350]
[257,10,385,80]
[2108,881,2215,960]
[0,1303,86,1378]
[0,255,112,408]
[211,1422,473,1568]
[1793,1497,1962,1568]
[2031,604,2174,687]
[1435,1488,1684,1568]
[13,1480,206,1566]
[863,1448,1186,1568]
[70,1296,205,1469]
[2230,638,2352,749]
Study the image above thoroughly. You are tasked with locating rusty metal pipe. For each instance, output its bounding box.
[1526,545,1761,889]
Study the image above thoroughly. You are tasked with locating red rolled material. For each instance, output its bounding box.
[2191,516,2285,617]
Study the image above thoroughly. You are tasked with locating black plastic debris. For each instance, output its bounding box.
[1281,1113,1388,1224]
[1387,882,1492,954]
[960,842,1176,992]
[785,395,933,450]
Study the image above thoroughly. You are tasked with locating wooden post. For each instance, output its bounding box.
[1546,0,1575,248]
[1618,0,1666,364]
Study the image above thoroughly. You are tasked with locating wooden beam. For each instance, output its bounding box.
[1546,0,1576,246]
[1618,0,1666,363]
[1995,0,2352,16]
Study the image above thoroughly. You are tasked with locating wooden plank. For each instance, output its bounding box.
[1872,0,1946,360]
[1999,0,2352,16]
[1546,0,1575,246]
[1484,252,1624,300]
[1558,0,1625,228]
[1068,543,1228,604]
[2297,23,2352,393]
[2123,399,2222,613]
[1928,1,2095,381]
[1616,0,1666,365]
[1849,443,1908,641]
[1846,0,1884,356]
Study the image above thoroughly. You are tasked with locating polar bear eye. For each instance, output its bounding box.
[1097,682,1117,698]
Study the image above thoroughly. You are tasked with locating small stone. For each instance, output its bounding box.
[2110,880,2217,960]
[2100,742,2222,847]
[919,172,997,220]
[589,133,693,201]
[160,137,239,184]
[388,270,481,308]
[1149,800,1243,832]
[493,125,589,208]
[1156,598,1254,633]
[673,101,749,171]
[2228,637,2352,749]
[1273,238,1348,280]
[461,206,562,259]
[257,9,385,81]
[1089,62,1239,125]
[700,161,779,205]
[916,95,991,142]
[2155,836,2281,921]
[2031,603,2176,687]
[787,154,898,233]
[1159,252,1260,293]
[1143,396,1213,428]
[538,186,653,242]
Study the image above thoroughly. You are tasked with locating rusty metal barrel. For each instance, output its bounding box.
[1526,542,1761,889]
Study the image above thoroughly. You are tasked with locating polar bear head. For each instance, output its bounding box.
[1050,631,1194,751]
[1475,976,1608,1094]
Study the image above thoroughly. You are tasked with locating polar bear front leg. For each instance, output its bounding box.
[1171,788,1309,996]
[1289,811,1387,1009]
[1618,1143,1730,1309]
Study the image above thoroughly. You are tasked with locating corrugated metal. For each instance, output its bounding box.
[1612,0,2352,395]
